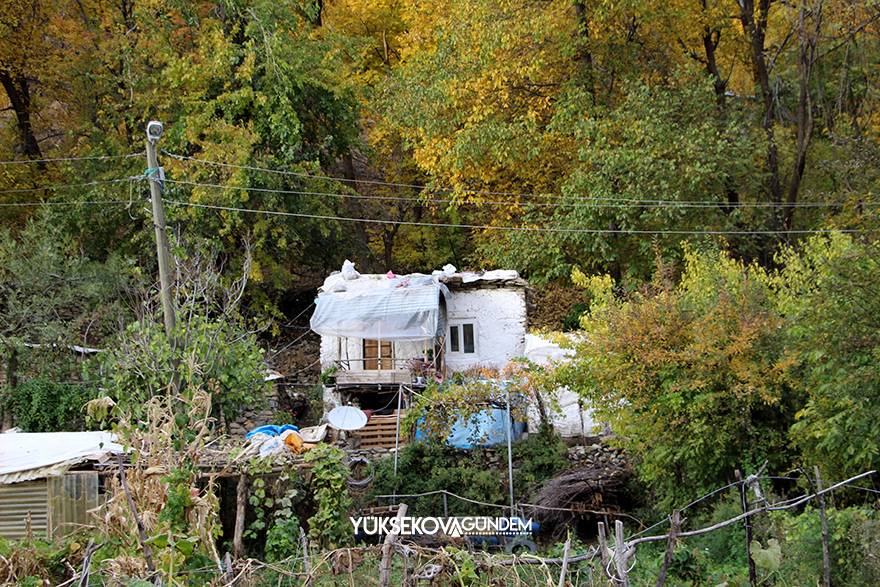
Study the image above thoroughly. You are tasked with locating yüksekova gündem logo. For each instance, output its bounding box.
[351,516,533,538]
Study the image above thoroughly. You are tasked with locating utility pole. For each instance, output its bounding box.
[144,121,176,340]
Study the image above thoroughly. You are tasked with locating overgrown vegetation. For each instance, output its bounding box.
[303,443,353,549]
[2,0,880,583]
[555,235,880,509]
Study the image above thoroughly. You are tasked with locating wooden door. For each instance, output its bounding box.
[363,339,393,370]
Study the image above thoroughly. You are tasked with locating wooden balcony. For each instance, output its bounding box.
[334,369,412,387]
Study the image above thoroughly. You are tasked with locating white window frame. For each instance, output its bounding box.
[447,320,477,355]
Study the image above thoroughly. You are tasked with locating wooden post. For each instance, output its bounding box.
[815,466,831,587]
[393,386,403,478]
[2,347,17,430]
[735,469,757,587]
[232,473,248,558]
[598,521,610,585]
[504,386,515,513]
[558,536,571,587]
[144,122,176,342]
[655,510,680,587]
[223,552,234,583]
[117,458,156,575]
[614,520,630,587]
[379,503,408,587]
[300,526,312,587]
[77,539,98,587]
[442,491,449,518]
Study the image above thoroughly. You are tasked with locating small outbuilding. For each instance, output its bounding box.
[0,431,123,539]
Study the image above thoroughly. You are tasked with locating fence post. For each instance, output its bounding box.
[300,526,312,587]
[380,502,408,587]
[814,466,832,587]
[598,521,610,585]
[735,469,758,587]
[655,509,680,587]
[614,520,630,587]
[557,536,571,587]
[233,473,248,558]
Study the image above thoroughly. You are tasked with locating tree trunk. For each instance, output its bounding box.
[573,1,596,101]
[699,0,726,107]
[738,0,782,211]
[340,150,378,270]
[2,347,17,431]
[0,72,43,162]
[697,4,740,211]
[783,0,824,231]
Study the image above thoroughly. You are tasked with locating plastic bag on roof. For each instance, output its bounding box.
[341,260,360,281]
[259,436,285,457]
[442,264,457,276]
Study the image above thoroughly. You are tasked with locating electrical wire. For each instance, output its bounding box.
[162,151,880,208]
[0,152,143,165]
[0,199,134,208]
[0,178,138,194]
[163,198,877,236]
[161,177,874,210]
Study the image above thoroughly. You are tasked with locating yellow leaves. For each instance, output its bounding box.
[249,258,263,283]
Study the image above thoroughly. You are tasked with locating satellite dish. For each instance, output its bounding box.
[327,406,368,431]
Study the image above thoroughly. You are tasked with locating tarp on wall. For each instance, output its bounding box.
[415,408,526,449]
[310,282,444,341]
[524,334,599,437]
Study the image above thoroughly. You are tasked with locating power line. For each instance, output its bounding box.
[163,149,503,195]
[163,198,877,236]
[0,199,134,208]
[162,177,873,210]
[0,178,137,194]
[0,152,143,166]
[162,150,880,208]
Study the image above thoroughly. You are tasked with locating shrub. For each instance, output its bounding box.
[303,444,352,549]
[2,378,97,432]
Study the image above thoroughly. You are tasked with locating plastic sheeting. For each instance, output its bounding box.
[310,281,444,341]
[415,408,526,449]
[524,334,599,438]
[0,431,124,484]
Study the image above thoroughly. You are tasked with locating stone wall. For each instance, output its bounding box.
[229,328,322,437]
[340,439,627,474]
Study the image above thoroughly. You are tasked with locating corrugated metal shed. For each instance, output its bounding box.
[0,480,48,539]
[0,472,101,540]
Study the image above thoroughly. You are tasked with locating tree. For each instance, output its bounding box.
[86,241,270,425]
[556,247,798,507]
[482,76,764,283]
[773,234,880,478]
[0,218,134,429]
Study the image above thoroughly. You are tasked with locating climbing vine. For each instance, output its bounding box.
[2,378,98,432]
[303,444,352,549]
[244,458,304,561]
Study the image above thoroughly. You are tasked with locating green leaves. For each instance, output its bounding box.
[303,444,353,549]
[774,236,880,479]
[89,313,270,425]
[562,247,796,508]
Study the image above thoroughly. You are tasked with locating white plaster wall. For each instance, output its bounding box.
[444,288,527,372]
[319,335,428,371]
[319,286,527,373]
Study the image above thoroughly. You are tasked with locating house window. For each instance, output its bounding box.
[363,339,393,370]
[448,322,476,354]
